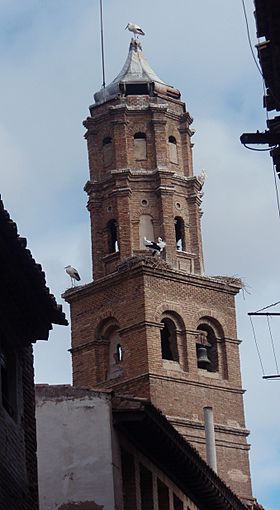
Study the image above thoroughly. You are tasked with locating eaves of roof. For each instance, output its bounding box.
[0,195,68,343]
[113,396,249,510]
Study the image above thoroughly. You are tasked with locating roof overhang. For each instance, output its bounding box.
[113,396,248,510]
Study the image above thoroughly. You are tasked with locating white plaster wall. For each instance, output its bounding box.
[36,388,117,510]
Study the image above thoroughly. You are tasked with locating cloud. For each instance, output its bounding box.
[1,1,279,508]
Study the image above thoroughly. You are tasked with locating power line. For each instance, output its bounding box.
[255,300,280,313]
[99,0,106,88]
[241,0,280,109]
[266,316,280,374]
[241,0,263,77]
[249,315,265,375]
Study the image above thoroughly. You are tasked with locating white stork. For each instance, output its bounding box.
[125,22,145,37]
[65,265,81,287]
[144,237,166,256]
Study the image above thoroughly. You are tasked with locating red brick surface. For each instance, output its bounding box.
[65,90,253,502]
[84,95,203,280]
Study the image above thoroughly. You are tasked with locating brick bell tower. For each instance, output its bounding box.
[64,38,253,503]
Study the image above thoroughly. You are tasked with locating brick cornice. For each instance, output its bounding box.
[167,415,250,438]
[63,260,241,303]
[70,339,109,354]
[148,372,245,395]
[92,371,245,396]
[86,168,200,195]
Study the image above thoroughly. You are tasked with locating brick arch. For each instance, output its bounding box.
[194,309,227,337]
[195,310,229,379]
[127,123,148,136]
[154,303,185,329]
[161,310,186,332]
[94,313,121,339]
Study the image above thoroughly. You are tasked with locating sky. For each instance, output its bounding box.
[0,1,279,508]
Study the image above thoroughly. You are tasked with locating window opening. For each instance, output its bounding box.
[175,217,185,251]
[107,328,123,379]
[107,220,119,253]
[173,494,183,510]
[196,324,218,372]
[125,83,150,95]
[139,215,154,249]
[158,478,170,510]
[168,136,178,164]
[121,449,137,510]
[134,132,147,161]
[103,137,112,146]
[115,343,123,363]
[160,319,179,362]
[140,464,154,510]
[102,137,113,167]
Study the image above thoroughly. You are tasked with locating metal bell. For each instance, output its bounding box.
[197,345,211,369]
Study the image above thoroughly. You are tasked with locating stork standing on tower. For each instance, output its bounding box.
[65,265,81,287]
[144,237,166,256]
[125,22,145,38]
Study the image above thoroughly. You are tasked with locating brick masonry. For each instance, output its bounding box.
[0,345,38,510]
[65,85,253,503]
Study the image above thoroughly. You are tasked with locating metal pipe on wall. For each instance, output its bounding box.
[203,406,217,472]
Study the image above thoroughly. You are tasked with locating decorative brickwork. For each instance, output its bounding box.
[65,41,253,504]
[84,94,203,280]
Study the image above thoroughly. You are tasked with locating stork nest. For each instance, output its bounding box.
[117,254,171,273]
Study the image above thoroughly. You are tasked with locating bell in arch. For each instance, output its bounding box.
[197,345,211,369]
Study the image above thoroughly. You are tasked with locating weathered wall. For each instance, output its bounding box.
[36,386,119,510]
[0,345,38,510]
[84,94,203,281]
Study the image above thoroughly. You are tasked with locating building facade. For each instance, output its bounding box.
[64,39,253,504]
[0,196,67,510]
[36,385,249,510]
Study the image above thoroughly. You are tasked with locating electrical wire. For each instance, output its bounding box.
[99,0,106,88]
[241,0,263,76]
[255,300,280,313]
[259,37,280,220]
[241,0,280,109]
[271,157,280,219]
[249,316,265,375]
[266,316,280,374]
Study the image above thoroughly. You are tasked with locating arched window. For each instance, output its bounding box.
[196,324,218,372]
[107,220,119,253]
[134,132,147,161]
[108,330,123,379]
[160,318,179,361]
[168,136,178,164]
[139,214,154,249]
[94,317,124,382]
[175,217,185,251]
[103,137,113,167]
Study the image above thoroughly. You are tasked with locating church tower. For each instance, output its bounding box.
[64,39,253,503]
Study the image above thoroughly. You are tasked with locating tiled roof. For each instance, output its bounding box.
[0,195,68,342]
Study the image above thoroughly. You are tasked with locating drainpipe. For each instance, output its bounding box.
[203,406,217,472]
